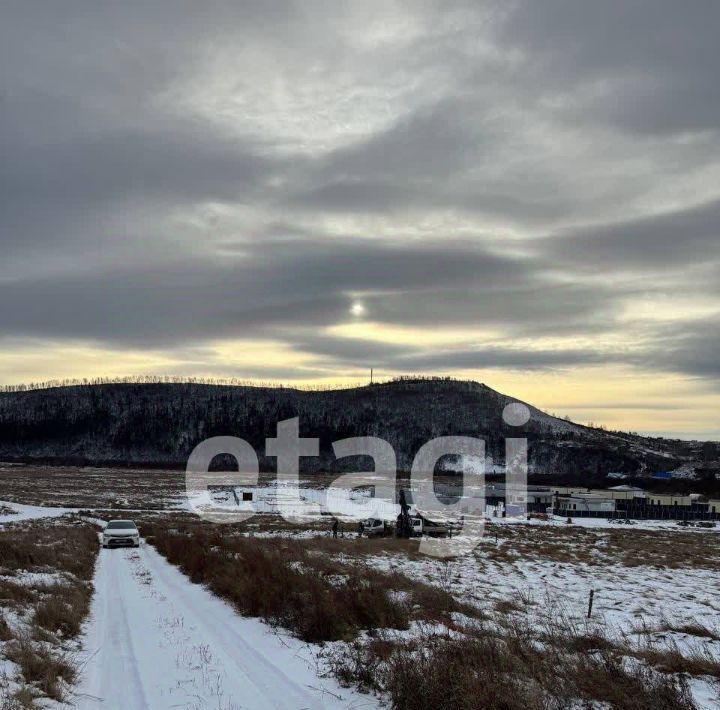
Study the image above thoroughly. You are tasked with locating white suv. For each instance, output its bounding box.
[102,520,140,548]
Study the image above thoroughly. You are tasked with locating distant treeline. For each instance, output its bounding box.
[0,379,688,476]
[0,374,460,394]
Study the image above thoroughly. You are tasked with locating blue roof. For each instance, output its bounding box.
[652,471,673,479]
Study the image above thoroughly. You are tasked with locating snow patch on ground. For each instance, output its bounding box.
[0,500,71,526]
[0,570,67,587]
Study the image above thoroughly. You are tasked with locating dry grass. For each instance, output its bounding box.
[331,617,698,710]
[0,581,36,607]
[658,621,720,641]
[0,520,98,580]
[493,598,524,615]
[474,523,720,570]
[143,519,713,709]
[634,644,720,679]
[145,523,414,642]
[142,520,483,642]
[0,466,184,510]
[5,686,37,709]
[4,635,75,701]
[33,584,92,639]
[0,519,99,707]
[222,518,720,574]
[305,535,426,559]
[0,614,12,642]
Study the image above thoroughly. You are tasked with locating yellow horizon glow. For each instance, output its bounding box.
[327,321,505,346]
[0,339,717,439]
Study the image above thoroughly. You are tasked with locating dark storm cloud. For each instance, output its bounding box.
[0,0,304,258]
[315,101,483,182]
[542,198,720,270]
[287,334,413,364]
[290,178,576,224]
[1,100,274,206]
[1,1,719,389]
[285,100,578,224]
[394,347,615,372]
[284,335,620,373]
[631,317,720,381]
[358,282,623,336]
[0,123,277,252]
[0,238,568,344]
[280,75,610,227]
[498,0,720,135]
[286,335,618,372]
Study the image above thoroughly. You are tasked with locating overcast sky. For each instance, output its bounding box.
[1,1,719,438]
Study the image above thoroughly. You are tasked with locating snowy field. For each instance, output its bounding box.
[362,533,720,648]
[2,471,719,708]
[0,501,375,709]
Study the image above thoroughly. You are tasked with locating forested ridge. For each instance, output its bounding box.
[0,378,694,475]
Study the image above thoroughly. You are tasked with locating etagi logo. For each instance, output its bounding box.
[185,402,530,559]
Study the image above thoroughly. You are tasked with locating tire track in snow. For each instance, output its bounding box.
[73,543,378,710]
[141,543,321,707]
[102,550,151,709]
[74,548,151,709]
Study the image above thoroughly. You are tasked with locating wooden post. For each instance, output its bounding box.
[587,589,595,619]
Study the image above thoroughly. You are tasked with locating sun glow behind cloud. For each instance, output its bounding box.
[1,2,720,438]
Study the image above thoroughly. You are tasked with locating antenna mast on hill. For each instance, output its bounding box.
[370,368,374,385]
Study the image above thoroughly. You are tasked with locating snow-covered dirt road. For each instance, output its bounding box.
[73,543,377,710]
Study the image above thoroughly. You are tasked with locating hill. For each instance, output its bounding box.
[0,378,710,479]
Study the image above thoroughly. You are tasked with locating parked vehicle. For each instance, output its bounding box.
[361,515,452,538]
[361,518,392,537]
[409,515,451,537]
[102,520,140,548]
